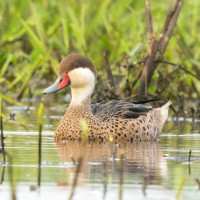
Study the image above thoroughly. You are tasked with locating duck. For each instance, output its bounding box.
[43,54,172,142]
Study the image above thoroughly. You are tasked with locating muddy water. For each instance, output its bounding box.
[0,103,200,200]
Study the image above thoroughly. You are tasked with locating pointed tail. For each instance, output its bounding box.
[160,100,173,124]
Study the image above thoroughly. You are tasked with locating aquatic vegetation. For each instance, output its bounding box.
[38,103,43,187]
[0,98,5,164]
[79,119,89,141]
[176,177,187,200]
[118,150,124,200]
[68,156,83,200]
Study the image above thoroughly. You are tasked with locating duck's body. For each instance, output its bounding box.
[43,54,172,142]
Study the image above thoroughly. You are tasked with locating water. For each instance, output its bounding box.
[1,103,200,200]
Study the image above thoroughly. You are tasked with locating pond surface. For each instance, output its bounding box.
[1,102,200,200]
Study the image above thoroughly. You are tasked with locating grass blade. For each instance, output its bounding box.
[0,93,21,105]
[0,54,13,77]
[176,177,187,200]
[1,113,29,132]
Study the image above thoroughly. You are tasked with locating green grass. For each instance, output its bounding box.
[0,0,200,103]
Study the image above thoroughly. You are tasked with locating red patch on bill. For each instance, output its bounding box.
[58,73,70,89]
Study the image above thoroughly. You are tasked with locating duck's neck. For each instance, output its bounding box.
[69,83,94,108]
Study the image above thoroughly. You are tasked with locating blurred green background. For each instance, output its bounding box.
[0,0,200,104]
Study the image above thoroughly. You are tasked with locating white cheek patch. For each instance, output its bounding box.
[68,68,94,87]
[68,68,95,105]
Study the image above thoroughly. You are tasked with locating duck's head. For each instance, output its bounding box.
[43,54,97,93]
[43,54,97,104]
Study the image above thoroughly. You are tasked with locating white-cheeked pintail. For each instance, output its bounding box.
[43,54,172,142]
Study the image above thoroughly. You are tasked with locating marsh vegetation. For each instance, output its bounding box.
[0,0,199,107]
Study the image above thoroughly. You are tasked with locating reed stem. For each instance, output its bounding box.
[102,161,107,200]
[8,156,16,200]
[38,103,43,187]
[68,156,83,200]
[118,151,124,200]
[0,98,5,164]
[188,150,192,174]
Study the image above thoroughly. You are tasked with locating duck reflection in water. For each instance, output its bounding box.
[56,140,167,188]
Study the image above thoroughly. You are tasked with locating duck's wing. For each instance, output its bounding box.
[91,100,153,121]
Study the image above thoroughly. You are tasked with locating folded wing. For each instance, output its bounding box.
[91,100,152,122]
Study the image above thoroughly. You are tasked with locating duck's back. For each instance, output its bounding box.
[91,100,153,121]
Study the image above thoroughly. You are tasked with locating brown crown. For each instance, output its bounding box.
[58,54,97,78]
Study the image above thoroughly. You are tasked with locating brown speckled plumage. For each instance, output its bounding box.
[46,54,172,142]
[55,98,172,142]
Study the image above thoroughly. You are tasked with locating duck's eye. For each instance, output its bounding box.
[74,63,79,68]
